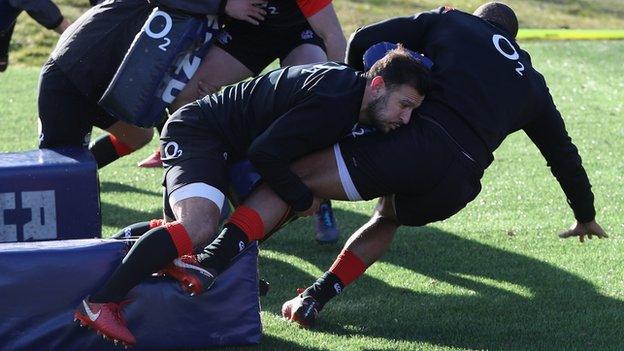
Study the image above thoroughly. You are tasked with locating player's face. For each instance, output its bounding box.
[367,84,424,133]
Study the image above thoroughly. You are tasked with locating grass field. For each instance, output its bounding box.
[1,1,624,350]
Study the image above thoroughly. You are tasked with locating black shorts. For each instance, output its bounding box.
[37,59,117,148]
[215,21,326,75]
[337,116,483,227]
[160,103,231,218]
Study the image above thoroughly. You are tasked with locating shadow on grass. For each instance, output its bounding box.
[252,208,624,350]
[100,202,161,232]
[99,181,161,232]
[100,181,161,197]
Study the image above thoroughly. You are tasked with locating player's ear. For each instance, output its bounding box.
[370,76,386,96]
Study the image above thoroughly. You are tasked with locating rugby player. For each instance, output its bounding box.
[136,0,348,243]
[36,0,268,168]
[160,2,607,329]
[73,48,430,346]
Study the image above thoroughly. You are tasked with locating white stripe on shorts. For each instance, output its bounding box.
[169,182,225,212]
[333,143,363,201]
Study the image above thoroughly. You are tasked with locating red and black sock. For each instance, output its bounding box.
[90,134,133,169]
[196,206,264,275]
[302,249,367,309]
[91,222,192,303]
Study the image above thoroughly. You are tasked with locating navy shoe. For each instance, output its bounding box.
[314,200,340,244]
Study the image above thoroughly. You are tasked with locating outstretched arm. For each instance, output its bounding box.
[523,81,607,242]
[305,2,346,62]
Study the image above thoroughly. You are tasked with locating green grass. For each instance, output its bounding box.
[1,39,623,350]
[518,29,624,40]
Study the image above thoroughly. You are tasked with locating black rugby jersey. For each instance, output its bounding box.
[346,7,595,222]
[196,62,365,211]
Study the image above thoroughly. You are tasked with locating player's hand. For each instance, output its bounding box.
[558,219,608,243]
[54,18,71,34]
[225,0,267,25]
[296,197,322,217]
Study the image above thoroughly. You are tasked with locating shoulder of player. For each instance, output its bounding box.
[306,64,364,93]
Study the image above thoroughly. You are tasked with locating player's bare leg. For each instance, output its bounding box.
[282,195,399,327]
[75,196,220,345]
[161,147,348,295]
[90,120,153,168]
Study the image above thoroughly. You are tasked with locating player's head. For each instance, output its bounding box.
[473,2,518,38]
[362,45,431,133]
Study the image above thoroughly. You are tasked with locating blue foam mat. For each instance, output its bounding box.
[0,239,261,350]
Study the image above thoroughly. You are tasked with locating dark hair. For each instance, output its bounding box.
[473,2,518,38]
[365,44,431,96]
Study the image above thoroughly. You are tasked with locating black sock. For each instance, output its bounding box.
[196,223,249,275]
[90,135,125,168]
[91,226,178,303]
[112,221,153,239]
[301,272,344,310]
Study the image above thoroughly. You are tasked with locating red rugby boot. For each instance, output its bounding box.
[74,298,135,347]
[159,255,215,296]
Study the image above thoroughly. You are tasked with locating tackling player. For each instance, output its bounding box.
[136,0,348,243]
[159,2,608,329]
[73,48,431,346]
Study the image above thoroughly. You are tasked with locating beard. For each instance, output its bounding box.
[365,94,391,133]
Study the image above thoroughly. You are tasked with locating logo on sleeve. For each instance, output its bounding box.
[162,141,183,160]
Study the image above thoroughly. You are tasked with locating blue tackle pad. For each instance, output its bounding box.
[0,148,100,242]
[0,239,261,350]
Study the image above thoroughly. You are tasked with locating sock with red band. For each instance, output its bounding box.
[90,134,133,169]
[91,222,192,303]
[302,250,367,309]
[112,219,164,239]
[196,206,264,275]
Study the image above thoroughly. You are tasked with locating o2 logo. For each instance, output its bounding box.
[492,34,524,76]
[0,191,57,242]
[146,10,173,51]
[162,141,183,160]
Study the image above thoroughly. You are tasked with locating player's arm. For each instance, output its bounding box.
[301,0,347,62]
[10,0,69,33]
[523,82,607,242]
[346,9,440,70]
[248,96,356,215]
